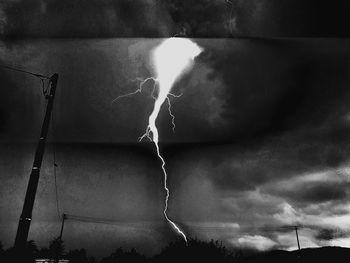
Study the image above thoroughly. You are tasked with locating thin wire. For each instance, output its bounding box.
[54,171,60,218]
[51,102,61,219]
[0,64,51,97]
[0,64,50,79]
[64,214,155,230]
[53,145,60,218]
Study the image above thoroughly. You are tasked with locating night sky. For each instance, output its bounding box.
[1,0,350,259]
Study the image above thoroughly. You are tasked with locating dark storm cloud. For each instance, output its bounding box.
[1,0,350,38]
[0,143,171,255]
[303,202,350,218]
[0,70,17,133]
[162,0,232,37]
[0,39,159,143]
[236,0,350,37]
[201,140,350,201]
[276,181,350,203]
[165,123,350,195]
[163,135,350,235]
[165,0,350,37]
[0,65,44,140]
[1,0,226,38]
[3,36,350,252]
[0,0,172,38]
[315,227,349,241]
[204,38,350,142]
[2,38,350,146]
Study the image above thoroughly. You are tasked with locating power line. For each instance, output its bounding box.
[0,64,50,79]
[65,214,145,225]
[0,64,52,97]
[53,148,60,218]
[63,214,156,231]
[52,115,60,219]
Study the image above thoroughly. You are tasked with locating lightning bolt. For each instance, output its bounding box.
[113,38,203,243]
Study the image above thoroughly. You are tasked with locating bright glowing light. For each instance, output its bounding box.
[114,38,203,243]
[141,38,202,242]
[151,37,203,110]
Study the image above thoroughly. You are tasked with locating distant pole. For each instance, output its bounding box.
[295,226,301,251]
[14,74,59,250]
[59,214,66,241]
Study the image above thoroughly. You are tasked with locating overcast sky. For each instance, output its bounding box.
[1,0,350,259]
[1,0,350,38]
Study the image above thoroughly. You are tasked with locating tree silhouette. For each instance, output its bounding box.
[100,247,147,263]
[0,242,4,262]
[1,240,38,263]
[37,237,65,260]
[153,238,233,263]
[25,240,38,256]
[49,237,65,259]
[66,248,89,263]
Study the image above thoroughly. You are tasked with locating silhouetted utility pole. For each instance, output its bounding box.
[295,226,301,251]
[14,73,59,250]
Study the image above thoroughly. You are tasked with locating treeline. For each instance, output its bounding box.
[1,238,348,263]
[0,238,236,263]
[0,238,95,263]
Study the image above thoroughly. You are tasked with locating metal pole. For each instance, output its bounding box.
[59,214,66,241]
[14,74,59,250]
[295,226,301,251]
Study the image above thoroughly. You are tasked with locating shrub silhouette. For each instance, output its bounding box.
[153,238,233,263]
[2,237,350,263]
[100,247,147,263]
[1,240,38,263]
[66,248,89,263]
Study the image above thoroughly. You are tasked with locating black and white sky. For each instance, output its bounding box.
[1,0,350,258]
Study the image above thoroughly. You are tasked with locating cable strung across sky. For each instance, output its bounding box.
[113,38,203,242]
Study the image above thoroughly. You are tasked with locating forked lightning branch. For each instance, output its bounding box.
[113,38,203,242]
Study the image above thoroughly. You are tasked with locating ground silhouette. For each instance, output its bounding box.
[1,238,349,263]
